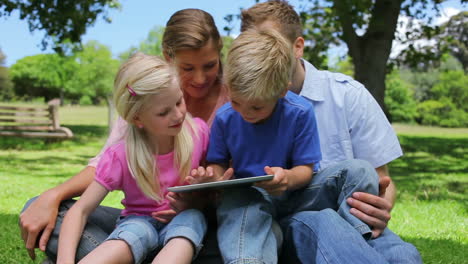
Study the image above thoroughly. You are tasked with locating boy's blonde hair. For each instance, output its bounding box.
[113,53,195,201]
[241,0,302,44]
[226,29,294,101]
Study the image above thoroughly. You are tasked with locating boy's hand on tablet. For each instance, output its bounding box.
[255,166,288,196]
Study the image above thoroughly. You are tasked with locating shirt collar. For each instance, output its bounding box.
[300,59,325,102]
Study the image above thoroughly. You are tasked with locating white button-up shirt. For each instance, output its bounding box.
[300,60,403,169]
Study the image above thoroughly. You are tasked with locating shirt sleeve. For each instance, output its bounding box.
[345,80,403,167]
[88,117,128,168]
[292,106,322,169]
[206,115,230,165]
[95,145,125,191]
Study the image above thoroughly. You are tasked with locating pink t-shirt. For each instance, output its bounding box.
[94,118,209,216]
[88,86,229,168]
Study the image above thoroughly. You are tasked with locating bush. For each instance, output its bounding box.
[79,95,93,105]
[385,70,418,123]
[416,98,468,127]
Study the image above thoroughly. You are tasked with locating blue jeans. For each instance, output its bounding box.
[280,209,422,264]
[21,198,214,263]
[273,159,379,239]
[217,187,278,264]
[278,159,422,263]
[107,210,206,264]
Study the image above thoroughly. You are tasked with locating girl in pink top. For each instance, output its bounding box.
[20,9,228,262]
[57,53,209,264]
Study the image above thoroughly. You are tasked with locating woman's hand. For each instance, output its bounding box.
[347,176,392,238]
[254,166,288,196]
[19,190,61,260]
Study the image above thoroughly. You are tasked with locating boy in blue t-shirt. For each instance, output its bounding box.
[196,29,322,264]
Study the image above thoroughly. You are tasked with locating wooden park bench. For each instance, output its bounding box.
[0,99,73,139]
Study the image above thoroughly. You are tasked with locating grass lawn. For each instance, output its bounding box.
[0,106,467,263]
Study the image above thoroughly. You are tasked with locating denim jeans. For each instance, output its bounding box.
[280,209,422,264]
[278,159,422,263]
[217,187,278,264]
[21,198,218,263]
[107,210,206,264]
[272,159,379,239]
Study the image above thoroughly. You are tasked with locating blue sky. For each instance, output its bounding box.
[1,0,466,67]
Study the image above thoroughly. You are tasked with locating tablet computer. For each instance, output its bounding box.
[167,174,274,193]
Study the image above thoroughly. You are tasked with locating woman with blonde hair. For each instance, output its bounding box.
[19,8,228,263]
[57,53,209,264]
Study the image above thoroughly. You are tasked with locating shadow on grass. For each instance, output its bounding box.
[0,125,108,150]
[390,135,468,204]
[402,236,468,264]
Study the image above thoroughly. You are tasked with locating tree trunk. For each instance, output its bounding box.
[334,0,403,120]
[353,38,390,118]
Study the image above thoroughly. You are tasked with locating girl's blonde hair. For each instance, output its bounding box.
[113,53,196,201]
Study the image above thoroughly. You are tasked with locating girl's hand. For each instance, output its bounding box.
[151,209,177,224]
[254,166,288,196]
[185,166,233,184]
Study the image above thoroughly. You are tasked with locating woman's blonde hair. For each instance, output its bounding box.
[226,29,294,101]
[113,53,196,201]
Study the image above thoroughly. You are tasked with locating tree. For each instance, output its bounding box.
[72,41,119,127]
[439,11,468,71]
[0,48,14,100]
[384,70,418,122]
[119,26,165,61]
[297,0,466,115]
[9,53,76,101]
[0,0,120,53]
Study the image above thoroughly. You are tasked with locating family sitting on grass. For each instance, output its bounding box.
[19,1,422,263]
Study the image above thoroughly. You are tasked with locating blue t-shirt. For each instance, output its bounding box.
[207,91,322,178]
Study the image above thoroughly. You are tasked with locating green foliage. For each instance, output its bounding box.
[221,35,234,65]
[9,41,118,103]
[0,66,14,100]
[385,70,418,123]
[118,26,165,61]
[71,41,119,102]
[431,70,468,112]
[330,56,354,77]
[79,95,93,105]
[10,54,75,101]
[0,0,120,53]
[416,98,468,127]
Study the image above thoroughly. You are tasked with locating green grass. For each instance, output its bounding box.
[0,106,467,263]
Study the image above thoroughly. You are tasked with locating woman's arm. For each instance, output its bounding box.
[57,181,109,264]
[20,166,96,259]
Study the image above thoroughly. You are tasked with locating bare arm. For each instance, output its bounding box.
[57,181,108,264]
[19,166,95,259]
[376,165,396,206]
